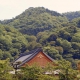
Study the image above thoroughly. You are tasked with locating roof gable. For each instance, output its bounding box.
[13,48,53,68]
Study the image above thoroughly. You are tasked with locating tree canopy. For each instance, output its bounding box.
[0,7,80,64]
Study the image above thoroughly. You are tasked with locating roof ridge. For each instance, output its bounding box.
[43,52,54,61]
[22,48,40,62]
[18,48,42,67]
[20,48,42,57]
[13,48,40,64]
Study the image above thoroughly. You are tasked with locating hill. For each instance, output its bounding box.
[0,7,80,66]
[63,11,80,21]
[0,24,29,60]
[0,7,68,35]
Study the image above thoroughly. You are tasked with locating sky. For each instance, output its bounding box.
[0,0,80,20]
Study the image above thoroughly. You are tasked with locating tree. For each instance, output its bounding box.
[44,46,62,60]
[0,49,3,59]
[55,46,63,55]
[71,32,80,42]
[47,33,57,41]
[61,39,72,52]
[21,65,42,80]
[0,59,13,80]
[21,63,58,80]
[58,29,72,41]
[26,35,37,42]
[57,60,78,80]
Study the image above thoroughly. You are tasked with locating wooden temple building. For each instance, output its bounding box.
[13,48,56,69]
[77,62,80,72]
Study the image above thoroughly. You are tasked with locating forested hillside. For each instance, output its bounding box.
[0,24,29,60]
[0,7,80,65]
[63,11,80,20]
[1,7,68,35]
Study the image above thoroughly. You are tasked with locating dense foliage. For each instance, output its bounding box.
[63,11,80,21]
[0,24,28,60]
[0,7,80,65]
[0,59,78,80]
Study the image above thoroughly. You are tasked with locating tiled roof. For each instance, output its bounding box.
[15,54,32,63]
[13,48,53,68]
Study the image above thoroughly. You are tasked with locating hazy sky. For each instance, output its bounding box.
[0,0,80,20]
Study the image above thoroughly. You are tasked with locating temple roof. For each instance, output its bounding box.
[13,48,53,68]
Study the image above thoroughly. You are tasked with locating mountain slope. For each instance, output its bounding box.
[1,7,80,64]
[0,24,28,60]
[63,11,80,20]
[1,7,68,35]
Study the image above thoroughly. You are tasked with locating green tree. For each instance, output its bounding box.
[47,33,57,41]
[44,46,62,60]
[61,39,72,52]
[21,65,42,80]
[0,59,13,80]
[57,60,77,80]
